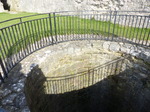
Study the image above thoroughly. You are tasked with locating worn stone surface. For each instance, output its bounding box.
[6,0,150,13]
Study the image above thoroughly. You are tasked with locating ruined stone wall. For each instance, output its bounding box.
[4,0,150,13]
[0,1,4,12]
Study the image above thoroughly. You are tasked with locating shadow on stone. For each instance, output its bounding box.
[24,56,150,112]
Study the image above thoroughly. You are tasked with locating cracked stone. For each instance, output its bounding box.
[2,93,17,105]
[0,89,12,98]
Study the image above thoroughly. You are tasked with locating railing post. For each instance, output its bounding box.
[53,13,58,43]
[112,11,117,41]
[20,18,22,23]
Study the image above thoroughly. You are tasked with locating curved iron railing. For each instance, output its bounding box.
[0,10,150,82]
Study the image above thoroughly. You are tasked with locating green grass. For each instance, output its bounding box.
[0,12,149,58]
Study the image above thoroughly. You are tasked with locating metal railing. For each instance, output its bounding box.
[0,10,150,82]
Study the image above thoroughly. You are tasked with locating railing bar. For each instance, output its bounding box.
[15,25,23,59]
[17,24,25,58]
[24,22,32,54]
[4,28,14,67]
[30,21,37,50]
[138,16,146,44]
[132,16,138,42]
[57,16,60,42]
[129,16,135,41]
[135,16,142,44]
[105,13,109,40]
[122,15,128,42]
[49,14,54,44]
[125,15,131,40]
[53,13,58,43]
[0,51,8,76]
[108,11,112,40]
[142,17,150,46]
[26,22,34,52]
[66,15,69,40]
[0,57,8,78]
[10,26,19,62]
[102,14,105,39]
[39,19,46,47]
[99,15,102,39]
[36,20,43,47]
[19,22,28,57]
[1,30,13,70]
[33,20,40,49]
[96,14,99,39]
[45,18,51,44]
[119,15,123,42]
[42,18,48,45]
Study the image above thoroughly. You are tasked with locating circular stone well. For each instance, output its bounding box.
[23,40,150,112]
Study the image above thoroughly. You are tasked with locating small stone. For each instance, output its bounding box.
[139,67,149,74]
[2,93,17,105]
[3,106,18,112]
[30,63,38,70]
[14,93,27,108]
[103,42,110,50]
[0,108,8,112]
[139,73,148,79]
[18,106,30,112]
[130,50,139,57]
[109,43,120,52]
[11,83,24,92]
[1,89,12,97]
[139,52,150,63]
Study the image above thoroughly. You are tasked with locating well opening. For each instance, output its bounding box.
[24,40,150,112]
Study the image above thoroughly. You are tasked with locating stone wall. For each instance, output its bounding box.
[6,0,150,13]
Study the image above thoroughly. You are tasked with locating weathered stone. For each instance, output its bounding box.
[0,2,4,12]
[103,42,110,50]
[139,52,150,63]
[130,50,139,57]
[11,83,24,92]
[7,0,150,13]
[109,43,120,52]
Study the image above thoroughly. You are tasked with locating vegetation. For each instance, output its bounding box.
[0,12,149,58]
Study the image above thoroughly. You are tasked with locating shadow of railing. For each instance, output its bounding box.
[44,56,126,94]
[24,55,150,112]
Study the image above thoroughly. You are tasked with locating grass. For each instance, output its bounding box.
[0,12,149,58]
